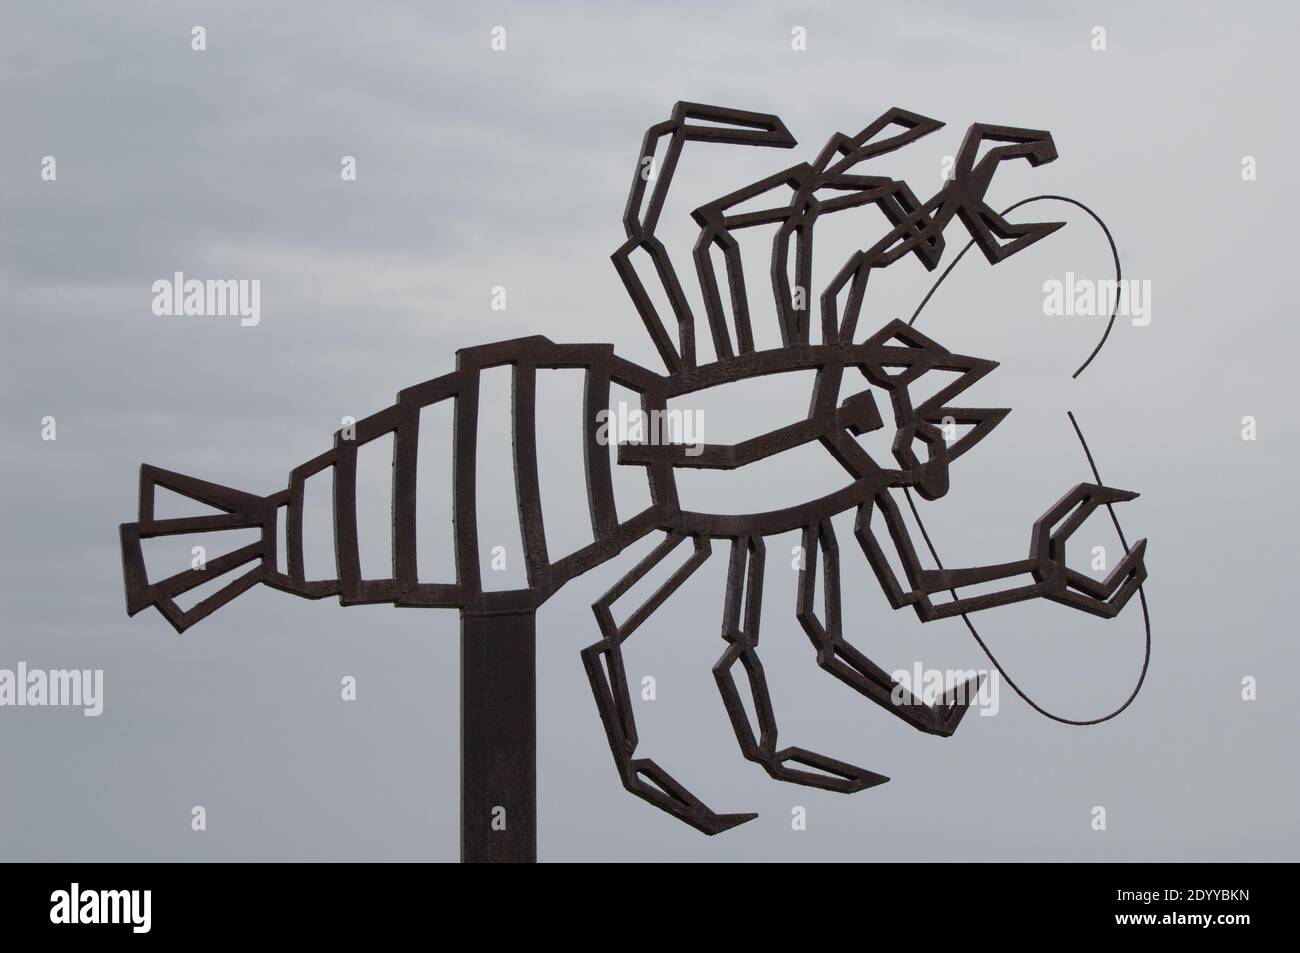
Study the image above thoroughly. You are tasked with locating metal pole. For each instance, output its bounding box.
[459,609,537,863]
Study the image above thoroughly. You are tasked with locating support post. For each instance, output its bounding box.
[460,609,537,863]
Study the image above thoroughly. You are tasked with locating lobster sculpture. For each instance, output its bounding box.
[120,103,1148,852]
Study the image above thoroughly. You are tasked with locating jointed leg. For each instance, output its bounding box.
[582,532,756,835]
[713,536,889,792]
[799,519,985,737]
[858,484,1147,621]
[615,103,797,372]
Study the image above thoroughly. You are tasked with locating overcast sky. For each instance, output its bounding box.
[2,0,1296,861]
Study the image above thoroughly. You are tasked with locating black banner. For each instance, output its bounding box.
[0,862,1277,939]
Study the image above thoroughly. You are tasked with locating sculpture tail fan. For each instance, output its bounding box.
[119,465,278,633]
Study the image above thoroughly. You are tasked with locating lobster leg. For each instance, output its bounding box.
[713,536,890,793]
[858,485,1147,621]
[798,519,985,738]
[582,532,757,835]
[614,103,797,373]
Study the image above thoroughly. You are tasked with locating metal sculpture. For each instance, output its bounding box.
[120,102,1149,862]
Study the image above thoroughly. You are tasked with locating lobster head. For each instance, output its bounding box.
[845,319,1008,501]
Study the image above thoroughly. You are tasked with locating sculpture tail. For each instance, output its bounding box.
[120,465,280,633]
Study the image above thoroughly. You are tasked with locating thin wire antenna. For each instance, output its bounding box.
[908,194,1122,379]
[903,192,1149,724]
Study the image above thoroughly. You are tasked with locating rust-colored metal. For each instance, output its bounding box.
[120,102,1148,860]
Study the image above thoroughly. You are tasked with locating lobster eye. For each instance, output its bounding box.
[839,388,882,436]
